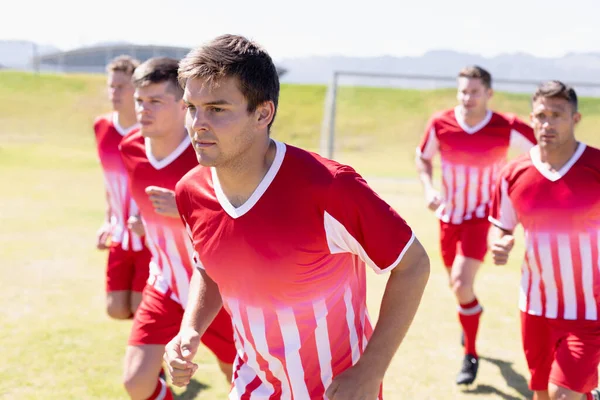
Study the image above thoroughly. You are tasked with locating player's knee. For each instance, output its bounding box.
[106,300,132,320]
[218,361,233,382]
[451,278,473,301]
[548,384,580,400]
[123,372,155,400]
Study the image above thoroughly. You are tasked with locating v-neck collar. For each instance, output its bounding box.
[211,140,286,219]
[145,137,191,170]
[112,112,139,136]
[454,106,492,134]
[530,143,586,182]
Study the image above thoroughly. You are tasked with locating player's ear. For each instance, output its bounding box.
[573,111,582,125]
[256,101,275,129]
[487,87,494,99]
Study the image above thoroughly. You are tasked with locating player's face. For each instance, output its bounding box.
[183,76,271,167]
[456,78,492,115]
[107,71,135,113]
[134,82,186,138]
[530,97,580,150]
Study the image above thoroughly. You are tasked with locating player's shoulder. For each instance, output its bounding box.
[176,164,210,197]
[119,129,143,151]
[500,151,535,181]
[283,143,356,183]
[93,112,113,131]
[490,110,519,126]
[579,143,600,169]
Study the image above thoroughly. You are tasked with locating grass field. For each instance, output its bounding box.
[1,70,600,399]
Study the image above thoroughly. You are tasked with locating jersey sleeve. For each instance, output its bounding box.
[325,166,415,274]
[416,117,439,160]
[489,167,519,231]
[508,115,537,153]
[175,180,205,270]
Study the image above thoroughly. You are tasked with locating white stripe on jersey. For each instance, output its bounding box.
[313,299,334,392]
[536,233,559,319]
[163,228,189,307]
[524,236,543,315]
[276,307,311,399]
[343,286,360,365]
[557,234,577,320]
[580,233,598,320]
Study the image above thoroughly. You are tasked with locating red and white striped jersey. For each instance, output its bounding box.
[489,143,600,321]
[119,131,197,306]
[418,107,536,224]
[93,112,143,251]
[176,140,415,399]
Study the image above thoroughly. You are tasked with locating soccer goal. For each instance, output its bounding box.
[319,71,600,179]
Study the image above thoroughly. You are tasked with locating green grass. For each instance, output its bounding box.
[1,70,600,399]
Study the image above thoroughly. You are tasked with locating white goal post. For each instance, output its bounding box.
[319,70,600,160]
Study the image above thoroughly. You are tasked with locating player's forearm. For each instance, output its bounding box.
[489,224,513,242]
[180,268,223,336]
[416,156,435,191]
[357,240,430,380]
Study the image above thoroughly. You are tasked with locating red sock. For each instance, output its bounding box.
[146,377,174,400]
[458,298,483,358]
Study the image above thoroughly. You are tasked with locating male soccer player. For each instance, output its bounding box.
[119,57,235,400]
[415,65,537,384]
[94,55,151,320]
[489,81,600,400]
[163,34,430,400]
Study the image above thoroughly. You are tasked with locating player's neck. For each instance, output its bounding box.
[116,110,137,130]
[148,128,188,162]
[539,140,579,172]
[215,137,276,208]
[459,106,488,128]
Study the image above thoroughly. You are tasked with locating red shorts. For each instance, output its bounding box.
[106,244,151,292]
[128,282,236,364]
[439,219,490,267]
[521,312,600,393]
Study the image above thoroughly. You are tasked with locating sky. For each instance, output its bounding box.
[2,0,599,60]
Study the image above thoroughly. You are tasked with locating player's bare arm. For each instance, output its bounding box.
[145,186,179,218]
[96,190,113,250]
[489,225,515,266]
[164,267,223,387]
[326,238,430,400]
[415,155,442,211]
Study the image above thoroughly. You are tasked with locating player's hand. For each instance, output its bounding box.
[145,186,179,218]
[127,215,145,237]
[425,188,442,212]
[96,221,112,250]
[163,328,200,387]
[491,235,515,265]
[325,363,381,400]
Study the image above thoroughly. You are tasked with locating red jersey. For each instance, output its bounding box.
[176,140,415,399]
[120,132,197,306]
[489,143,600,321]
[93,112,143,250]
[418,107,536,224]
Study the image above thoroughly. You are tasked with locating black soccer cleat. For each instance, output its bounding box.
[456,354,478,385]
[592,388,600,400]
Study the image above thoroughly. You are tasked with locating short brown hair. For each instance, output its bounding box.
[132,57,183,100]
[178,34,280,129]
[532,80,578,112]
[106,55,139,75]
[458,65,492,89]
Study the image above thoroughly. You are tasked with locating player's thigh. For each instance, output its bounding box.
[550,320,600,394]
[128,284,184,347]
[107,290,132,318]
[131,247,152,293]
[450,256,481,288]
[106,245,136,292]
[439,221,460,269]
[521,312,554,391]
[130,291,143,314]
[457,219,490,264]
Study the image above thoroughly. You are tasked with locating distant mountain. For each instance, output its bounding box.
[0,40,59,68]
[278,50,600,96]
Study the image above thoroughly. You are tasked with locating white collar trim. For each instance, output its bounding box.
[530,143,586,182]
[212,140,286,219]
[454,106,492,134]
[112,112,139,136]
[145,137,191,170]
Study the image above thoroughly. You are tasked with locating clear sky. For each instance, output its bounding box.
[2,0,598,60]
